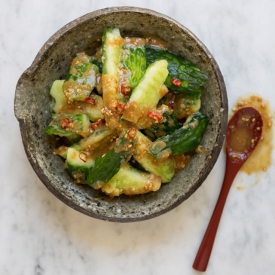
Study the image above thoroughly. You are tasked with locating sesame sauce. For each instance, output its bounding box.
[231,95,273,175]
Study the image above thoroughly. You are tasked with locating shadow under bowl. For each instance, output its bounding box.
[14,7,228,222]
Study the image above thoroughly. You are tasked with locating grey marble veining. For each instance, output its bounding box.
[1,0,275,274]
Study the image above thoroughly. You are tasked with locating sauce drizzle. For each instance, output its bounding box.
[231,95,273,175]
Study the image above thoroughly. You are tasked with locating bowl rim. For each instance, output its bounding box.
[14,6,228,222]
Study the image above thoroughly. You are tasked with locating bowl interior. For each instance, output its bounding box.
[14,7,228,222]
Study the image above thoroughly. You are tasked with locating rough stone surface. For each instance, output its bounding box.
[14,7,228,222]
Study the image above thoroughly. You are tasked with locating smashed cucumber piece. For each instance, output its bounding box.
[54,125,113,160]
[60,93,104,122]
[126,60,168,108]
[174,93,201,119]
[87,148,128,189]
[146,46,208,97]
[87,130,136,188]
[102,28,123,76]
[102,27,124,109]
[101,163,161,197]
[50,79,104,121]
[50,80,65,113]
[133,131,175,183]
[54,146,68,159]
[89,55,103,73]
[63,53,99,103]
[44,113,90,139]
[120,38,147,90]
[79,125,113,151]
[149,112,209,158]
[101,28,125,129]
[66,148,95,183]
[123,60,169,125]
[53,141,83,160]
[143,110,182,140]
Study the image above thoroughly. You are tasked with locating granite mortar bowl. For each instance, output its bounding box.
[14,7,228,222]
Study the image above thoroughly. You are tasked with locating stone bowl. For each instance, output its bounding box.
[14,7,228,222]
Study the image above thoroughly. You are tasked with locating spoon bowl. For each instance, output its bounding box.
[193,106,263,272]
[226,106,263,163]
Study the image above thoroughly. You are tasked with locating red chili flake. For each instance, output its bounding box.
[127,128,137,139]
[170,102,175,109]
[121,85,131,95]
[172,78,182,87]
[85,96,96,105]
[91,119,105,130]
[59,117,71,128]
[79,151,88,162]
[115,103,125,114]
[148,112,163,122]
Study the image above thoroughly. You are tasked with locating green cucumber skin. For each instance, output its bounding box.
[121,46,147,89]
[66,162,90,181]
[55,125,113,160]
[143,112,182,140]
[146,46,208,96]
[89,45,146,80]
[129,60,168,107]
[89,56,103,73]
[134,131,175,183]
[87,148,130,188]
[65,63,98,83]
[63,53,99,102]
[87,131,134,188]
[44,113,90,139]
[150,112,209,156]
[66,148,95,183]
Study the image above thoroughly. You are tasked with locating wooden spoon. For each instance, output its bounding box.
[193,106,263,272]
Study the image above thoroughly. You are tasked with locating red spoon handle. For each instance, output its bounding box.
[192,161,240,271]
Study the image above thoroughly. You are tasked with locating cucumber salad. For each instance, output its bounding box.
[44,27,209,197]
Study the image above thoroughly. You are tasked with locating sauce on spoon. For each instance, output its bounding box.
[226,106,263,162]
[234,95,273,175]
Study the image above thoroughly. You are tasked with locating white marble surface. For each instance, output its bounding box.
[1,0,275,274]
